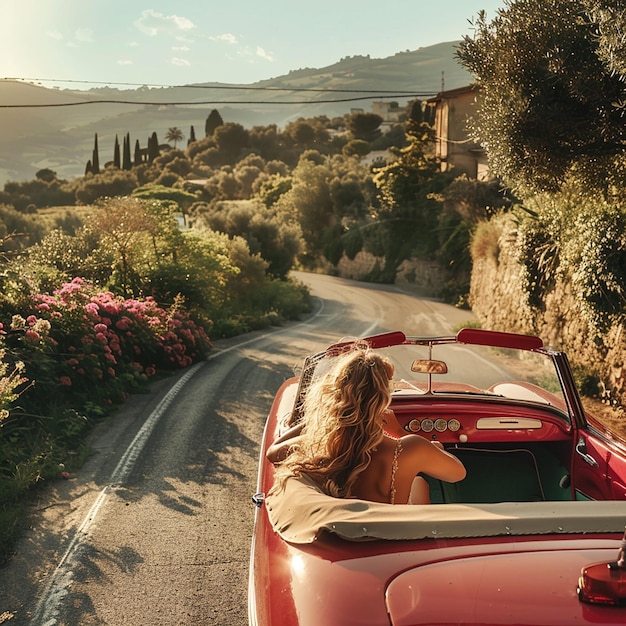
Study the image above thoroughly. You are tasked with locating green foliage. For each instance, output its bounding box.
[516,191,626,328]
[284,118,330,148]
[213,123,250,162]
[342,227,364,260]
[586,1,626,78]
[457,0,626,197]
[321,224,345,266]
[132,184,198,211]
[0,204,47,254]
[348,112,383,141]
[274,157,333,266]
[205,109,224,136]
[74,169,138,205]
[257,174,293,208]
[0,178,75,212]
[343,139,371,158]
[194,199,302,279]
[371,124,456,274]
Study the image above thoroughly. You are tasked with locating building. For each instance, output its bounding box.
[427,85,489,180]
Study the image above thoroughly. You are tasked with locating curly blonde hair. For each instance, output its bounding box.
[271,346,394,498]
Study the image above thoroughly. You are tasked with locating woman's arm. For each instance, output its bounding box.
[404,435,467,483]
[265,421,304,464]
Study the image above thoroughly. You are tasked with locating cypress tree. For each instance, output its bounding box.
[134,139,142,166]
[122,132,132,170]
[113,135,121,168]
[188,125,197,146]
[92,133,100,174]
[148,131,160,162]
[85,159,93,176]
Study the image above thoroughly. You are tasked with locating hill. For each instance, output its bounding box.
[0,41,472,184]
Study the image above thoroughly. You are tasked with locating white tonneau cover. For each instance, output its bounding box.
[265,475,626,544]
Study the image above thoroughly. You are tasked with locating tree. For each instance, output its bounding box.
[205,109,224,136]
[213,123,250,162]
[113,135,121,168]
[586,0,626,77]
[188,125,197,147]
[122,133,132,170]
[456,0,626,196]
[134,139,142,166]
[165,127,184,148]
[88,196,182,296]
[92,133,100,175]
[35,168,57,183]
[371,124,455,277]
[285,120,316,147]
[348,112,383,141]
[148,132,160,162]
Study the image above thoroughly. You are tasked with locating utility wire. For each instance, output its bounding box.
[1,77,437,108]
[5,76,429,94]
[0,94,435,108]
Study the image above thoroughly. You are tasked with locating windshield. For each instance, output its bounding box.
[294,333,571,426]
[380,342,567,412]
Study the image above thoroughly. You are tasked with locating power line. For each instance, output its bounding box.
[4,76,431,95]
[0,94,435,109]
[1,77,437,108]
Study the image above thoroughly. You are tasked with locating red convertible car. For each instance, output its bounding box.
[249,329,626,625]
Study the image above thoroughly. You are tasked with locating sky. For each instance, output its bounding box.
[2,1,506,89]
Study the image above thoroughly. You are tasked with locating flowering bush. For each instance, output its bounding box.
[0,279,211,561]
[14,278,211,411]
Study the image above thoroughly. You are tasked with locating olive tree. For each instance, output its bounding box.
[456,0,626,197]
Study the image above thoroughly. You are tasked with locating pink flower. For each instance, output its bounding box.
[94,323,108,334]
[115,318,130,331]
[25,330,41,342]
[60,376,72,386]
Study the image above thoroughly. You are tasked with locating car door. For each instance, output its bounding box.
[571,425,626,500]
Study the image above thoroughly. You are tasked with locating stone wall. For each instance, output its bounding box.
[469,215,626,405]
[335,251,447,296]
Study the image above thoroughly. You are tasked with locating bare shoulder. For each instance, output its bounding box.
[399,433,434,451]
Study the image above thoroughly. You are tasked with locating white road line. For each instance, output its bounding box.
[29,300,329,624]
[30,362,205,625]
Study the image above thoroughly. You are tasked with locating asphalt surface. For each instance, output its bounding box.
[0,272,475,625]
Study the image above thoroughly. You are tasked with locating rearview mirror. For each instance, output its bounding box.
[411,359,448,374]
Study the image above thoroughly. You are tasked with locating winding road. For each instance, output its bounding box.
[0,272,475,625]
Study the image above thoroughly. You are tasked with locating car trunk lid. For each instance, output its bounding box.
[385,547,626,625]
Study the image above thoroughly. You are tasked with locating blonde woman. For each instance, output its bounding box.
[268,346,466,504]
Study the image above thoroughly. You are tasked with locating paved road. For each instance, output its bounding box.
[0,272,475,625]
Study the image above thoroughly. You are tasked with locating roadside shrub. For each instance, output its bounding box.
[0,279,211,562]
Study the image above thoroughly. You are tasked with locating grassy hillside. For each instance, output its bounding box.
[0,41,472,184]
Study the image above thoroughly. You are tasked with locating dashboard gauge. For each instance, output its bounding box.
[407,419,421,433]
[434,419,448,432]
[447,419,461,432]
[420,418,434,433]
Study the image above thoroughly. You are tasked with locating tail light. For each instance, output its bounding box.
[578,529,626,606]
